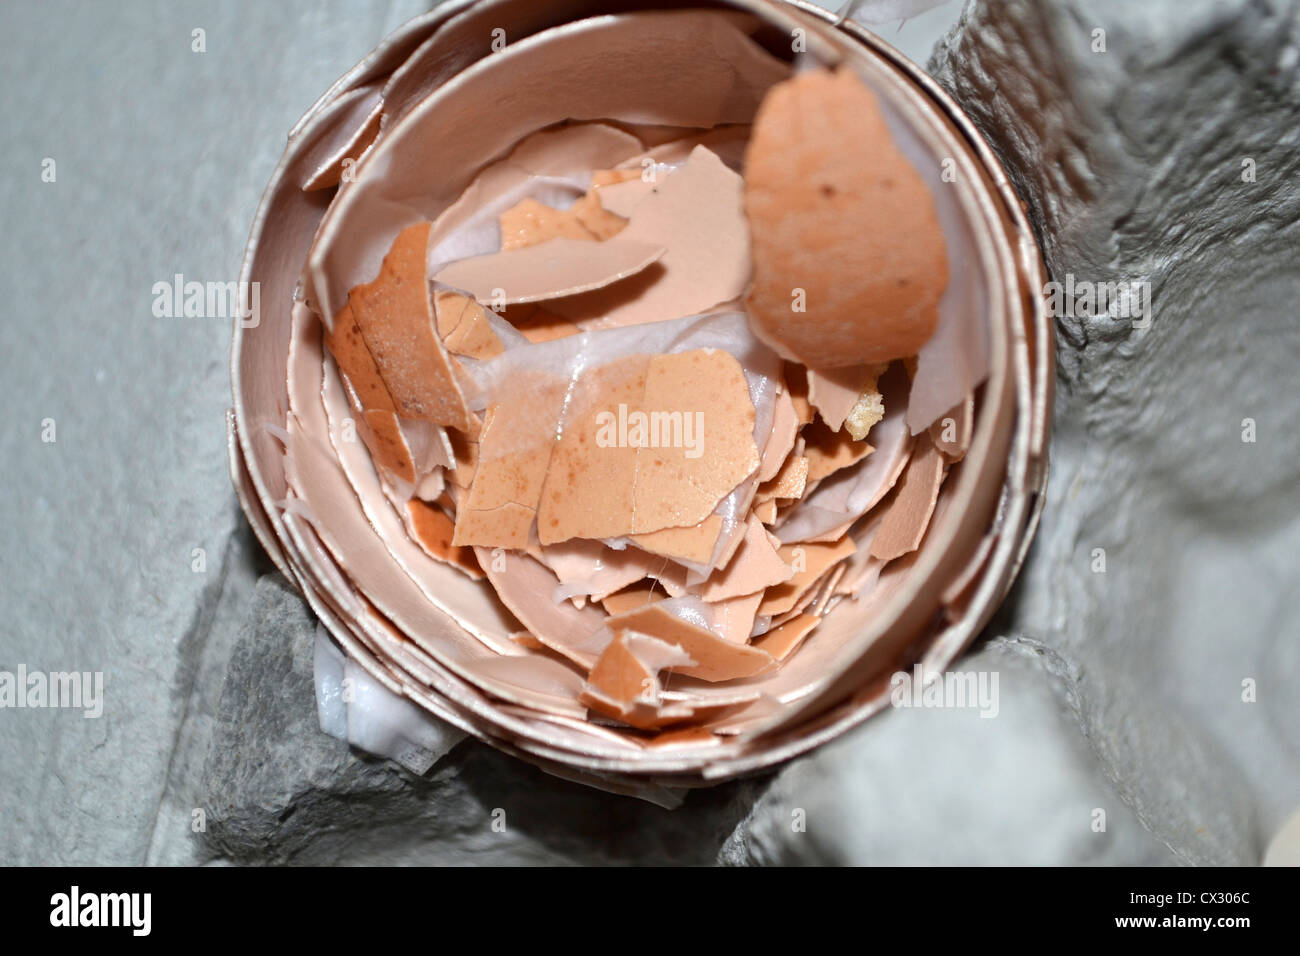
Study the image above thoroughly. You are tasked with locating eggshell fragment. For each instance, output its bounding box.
[769,566,837,625]
[344,222,472,431]
[569,191,629,240]
[453,380,567,549]
[537,349,758,545]
[302,93,382,192]
[494,183,631,252]
[504,305,582,343]
[323,303,398,413]
[585,633,657,706]
[580,632,702,730]
[476,547,609,669]
[632,348,759,530]
[433,290,504,359]
[698,517,792,602]
[773,363,913,544]
[406,498,483,579]
[752,614,820,662]
[931,394,975,461]
[594,177,656,218]
[422,122,644,276]
[601,582,662,616]
[551,146,750,328]
[447,428,480,488]
[758,536,858,617]
[537,354,647,545]
[808,366,868,432]
[710,589,765,644]
[802,420,874,483]
[508,630,548,652]
[758,388,799,483]
[868,434,947,561]
[744,67,948,368]
[434,237,665,305]
[499,197,599,250]
[361,409,417,485]
[629,516,725,566]
[756,454,809,503]
[604,604,775,682]
[541,538,658,604]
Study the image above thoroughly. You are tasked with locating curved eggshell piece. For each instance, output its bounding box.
[743,67,948,368]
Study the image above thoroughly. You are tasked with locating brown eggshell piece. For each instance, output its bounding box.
[360,409,417,484]
[433,291,505,360]
[586,632,658,706]
[504,305,582,343]
[604,604,775,682]
[447,428,480,489]
[809,364,888,440]
[710,589,765,645]
[758,388,799,483]
[345,222,473,430]
[629,516,725,565]
[454,501,535,550]
[580,632,706,730]
[758,536,858,617]
[698,516,792,602]
[752,613,820,662]
[475,547,610,670]
[507,630,548,652]
[538,349,757,545]
[868,433,947,561]
[323,302,397,413]
[744,67,948,368]
[570,191,629,240]
[802,419,874,483]
[807,366,869,432]
[756,454,808,503]
[406,498,483,579]
[453,381,566,549]
[538,355,648,545]
[499,197,598,250]
[632,349,759,529]
[540,538,658,604]
[601,581,662,616]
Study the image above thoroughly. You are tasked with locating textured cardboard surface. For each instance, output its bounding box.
[5,0,1294,866]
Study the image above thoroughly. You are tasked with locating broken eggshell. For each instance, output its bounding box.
[230,0,1051,795]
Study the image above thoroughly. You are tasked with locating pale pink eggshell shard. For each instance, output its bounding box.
[434,237,666,305]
